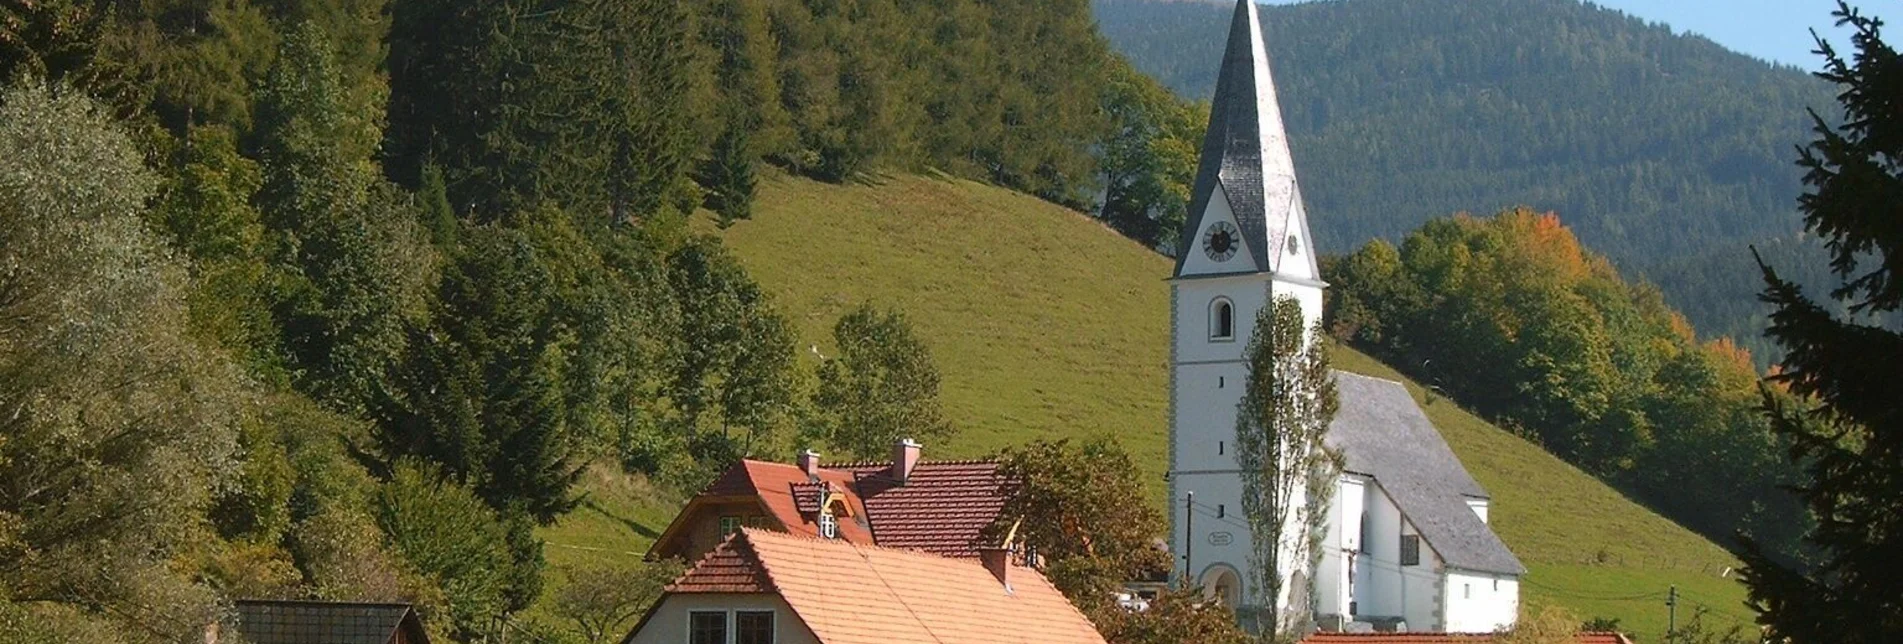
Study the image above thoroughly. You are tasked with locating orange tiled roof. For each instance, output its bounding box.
[835,459,1007,557]
[1304,633,1633,644]
[680,529,1107,644]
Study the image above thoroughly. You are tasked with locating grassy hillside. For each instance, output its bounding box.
[541,171,1753,640]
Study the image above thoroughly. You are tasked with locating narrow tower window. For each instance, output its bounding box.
[1210,298,1235,341]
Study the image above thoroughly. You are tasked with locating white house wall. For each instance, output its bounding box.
[629,594,816,644]
[1444,571,1519,633]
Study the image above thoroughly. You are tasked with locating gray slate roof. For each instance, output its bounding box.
[1175,0,1318,279]
[1329,372,1527,576]
[233,600,427,644]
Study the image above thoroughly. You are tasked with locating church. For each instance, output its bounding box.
[1166,0,1525,634]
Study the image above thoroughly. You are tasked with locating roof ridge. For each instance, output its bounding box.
[826,458,1000,469]
[1330,370,1406,387]
[743,526,1038,567]
[233,599,415,609]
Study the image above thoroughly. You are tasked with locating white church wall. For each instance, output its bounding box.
[1443,570,1519,633]
[1400,538,1444,631]
[1354,481,1405,620]
[1173,277,1270,366]
[1315,475,1366,620]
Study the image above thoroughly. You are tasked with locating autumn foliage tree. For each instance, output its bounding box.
[1326,208,1808,558]
[988,438,1246,644]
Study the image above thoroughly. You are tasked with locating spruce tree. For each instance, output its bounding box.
[704,119,757,228]
[254,22,432,414]
[1740,3,1903,640]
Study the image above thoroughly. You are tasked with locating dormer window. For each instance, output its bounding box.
[1210,298,1235,341]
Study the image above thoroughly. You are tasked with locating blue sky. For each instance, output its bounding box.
[1260,0,1898,70]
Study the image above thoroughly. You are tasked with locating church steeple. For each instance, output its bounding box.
[1174,0,1317,280]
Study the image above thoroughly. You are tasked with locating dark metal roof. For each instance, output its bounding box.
[1175,0,1316,279]
[1329,373,1527,576]
[232,600,427,644]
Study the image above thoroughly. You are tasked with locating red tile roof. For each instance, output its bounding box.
[836,459,1007,558]
[667,535,772,594]
[1303,633,1633,644]
[651,457,1008,560]
[650,460,875,560]
[658,529,1106,644]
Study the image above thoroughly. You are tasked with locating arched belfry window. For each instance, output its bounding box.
[1210,298,1235,341]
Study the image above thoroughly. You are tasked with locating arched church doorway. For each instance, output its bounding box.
[1200,565,1242,607]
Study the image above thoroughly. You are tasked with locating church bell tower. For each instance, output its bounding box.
[1168,0,1324,620]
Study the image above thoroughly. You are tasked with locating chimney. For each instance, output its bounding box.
[891,438,921,485]
[798,449,821,480]
[979,546,1013,592]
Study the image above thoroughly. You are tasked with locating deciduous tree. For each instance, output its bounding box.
[1235,295,1340,640]
[813,304,951,460]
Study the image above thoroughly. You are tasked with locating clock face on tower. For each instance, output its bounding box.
[1203,221,1240,262]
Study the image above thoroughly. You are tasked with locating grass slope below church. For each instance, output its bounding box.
[538,171,1752,640]
[716,171,1751,639]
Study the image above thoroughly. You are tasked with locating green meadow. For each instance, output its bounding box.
[537,171,1751,641]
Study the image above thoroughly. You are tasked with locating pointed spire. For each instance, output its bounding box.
[1175,0,1315,278]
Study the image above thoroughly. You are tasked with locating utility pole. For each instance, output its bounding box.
[1666,584,1678,639]
[1184,491,1195,584]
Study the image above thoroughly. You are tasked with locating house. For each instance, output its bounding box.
[1313,374,1526,633]
[1303,632,1635,644]
[624,528,1108,644]
[647,439,1008,563]
[211,600,430,644]
[1166,0,1523,632]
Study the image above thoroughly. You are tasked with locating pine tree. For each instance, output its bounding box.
[386,0,698,223]
[1740,3,1903,640]
[704,119,757,228]
[254,22,432,414]
[385,224,581,523]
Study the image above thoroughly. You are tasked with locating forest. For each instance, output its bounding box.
[0,0,1183,640]
[1324,210,1810,563]
[1093,0,1872,364]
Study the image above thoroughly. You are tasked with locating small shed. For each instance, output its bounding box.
[218,600,430,644]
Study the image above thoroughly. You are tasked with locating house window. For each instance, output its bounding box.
[1399,534,1421,566]
[689,611,726,644]
[736,611,775,644]
[1493,579,1500,592]
[1210,298,1235,341]
[1463,583,1471,599]
[818,511,838,539]
[1217,504,1225,519]
[719,516,743,536]
[1218,441,1224,455]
